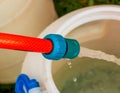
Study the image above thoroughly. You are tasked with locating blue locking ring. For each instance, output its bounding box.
[15,74,40,93]
[43,34,67,60]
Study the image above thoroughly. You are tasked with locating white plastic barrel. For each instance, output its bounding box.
[0,0,57,83]
[22,5,120,93]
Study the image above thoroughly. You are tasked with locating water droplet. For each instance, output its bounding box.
[66,59,72,69]
[66,59,70,61]
[73,78,77,82]
[67,61,72,66]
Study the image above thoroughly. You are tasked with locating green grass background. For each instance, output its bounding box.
[54,0,120,17]
[0,0,119,93]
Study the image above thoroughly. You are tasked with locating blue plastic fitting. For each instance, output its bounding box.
[63,38,80,59]
[15,74,42,93]
[43,34,80,60]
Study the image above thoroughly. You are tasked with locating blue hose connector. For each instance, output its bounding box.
[43,34,80,60]
[15,74,42,93]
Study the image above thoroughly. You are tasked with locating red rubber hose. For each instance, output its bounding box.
[0,32,53,53]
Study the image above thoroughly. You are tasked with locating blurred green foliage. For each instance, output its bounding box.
[0,84,15,93]
[54,0,120,17]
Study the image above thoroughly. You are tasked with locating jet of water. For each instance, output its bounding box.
[79,47,120,66]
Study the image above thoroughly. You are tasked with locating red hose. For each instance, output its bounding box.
[0,32,53,54]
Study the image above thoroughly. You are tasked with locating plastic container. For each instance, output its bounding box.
[22,5,120,93]
[0,0,57,83]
